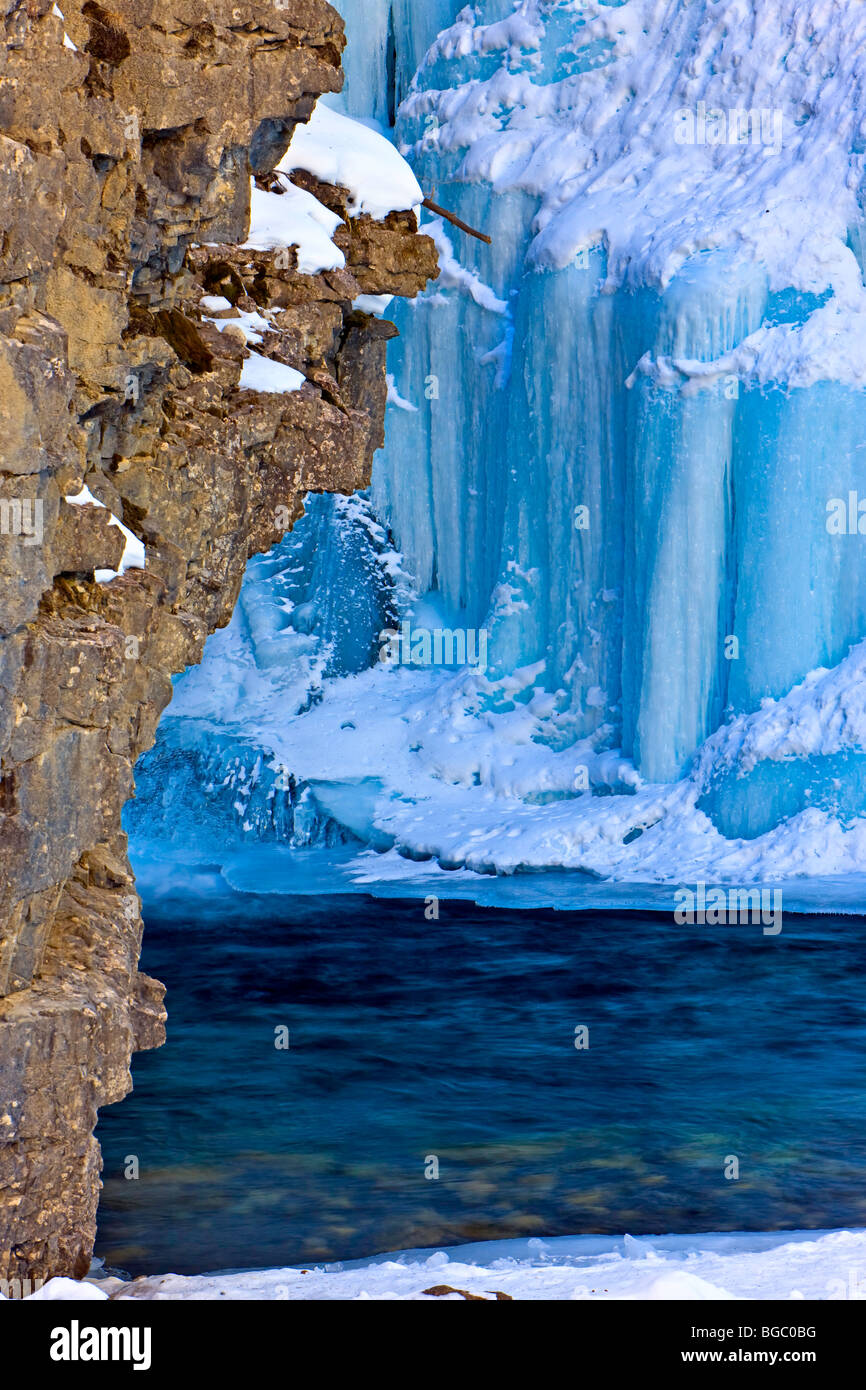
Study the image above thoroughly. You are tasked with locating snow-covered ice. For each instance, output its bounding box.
[400,0,866,388]
[7,1229,866,1302]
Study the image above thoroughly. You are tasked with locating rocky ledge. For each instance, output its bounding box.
[0,0,436,1284]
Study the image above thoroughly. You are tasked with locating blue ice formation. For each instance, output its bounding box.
[128,2,866,889]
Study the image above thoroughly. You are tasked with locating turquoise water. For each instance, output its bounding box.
[95,883,866,1275]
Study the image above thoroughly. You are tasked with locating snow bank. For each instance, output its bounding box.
[695,640,866,780]
[152,581,866,889]
[9,1229,866,1301]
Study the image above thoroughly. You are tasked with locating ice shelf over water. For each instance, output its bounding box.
[129,2,866,898]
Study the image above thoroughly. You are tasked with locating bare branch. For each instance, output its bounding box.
[421,197,493,245]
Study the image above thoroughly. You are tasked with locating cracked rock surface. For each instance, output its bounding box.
[0,0,436,1282]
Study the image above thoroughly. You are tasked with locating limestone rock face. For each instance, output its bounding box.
[0,0,436,1283]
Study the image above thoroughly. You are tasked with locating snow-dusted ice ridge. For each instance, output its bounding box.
[130,2,866,892]
[9,1229,866,1301]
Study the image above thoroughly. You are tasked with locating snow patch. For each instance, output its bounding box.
[244,179,345,277]
[64,485,145,582]
[285,101,423,222]
[238,354,305,395]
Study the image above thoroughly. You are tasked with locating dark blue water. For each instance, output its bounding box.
[95,888,866,1275]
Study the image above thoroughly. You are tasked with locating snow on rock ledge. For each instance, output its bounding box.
[245,102,425,279]
[286,102,424,222]
[238,353,306,395]
[64,485,146,582]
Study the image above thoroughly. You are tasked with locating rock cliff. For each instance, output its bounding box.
[0,0,436,1283]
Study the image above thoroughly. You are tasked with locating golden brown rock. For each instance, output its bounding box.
[0,0,437,1285]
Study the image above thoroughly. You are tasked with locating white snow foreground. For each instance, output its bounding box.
[5,1229,866,1302]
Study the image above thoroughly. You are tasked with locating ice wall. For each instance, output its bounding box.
[126,494,399,856]
[385,0,866,785]
[326,0,459,127]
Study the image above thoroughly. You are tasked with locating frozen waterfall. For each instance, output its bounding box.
[129,1,866,897]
